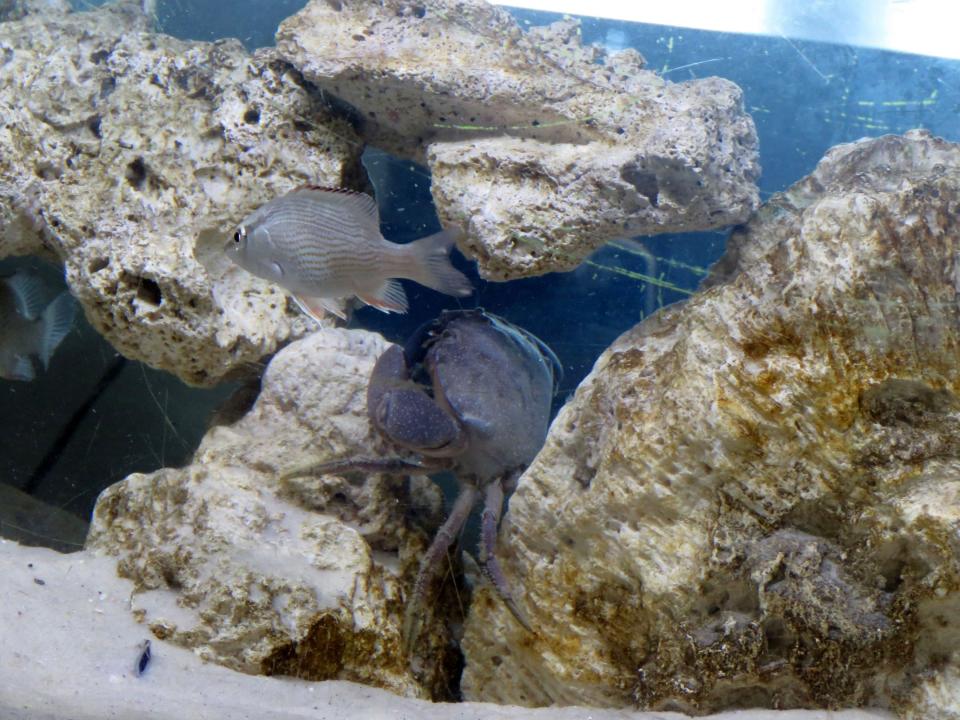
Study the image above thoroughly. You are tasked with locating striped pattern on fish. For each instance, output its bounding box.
[224,186,472,322]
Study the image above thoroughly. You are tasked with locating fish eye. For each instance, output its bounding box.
[233,227,245,244]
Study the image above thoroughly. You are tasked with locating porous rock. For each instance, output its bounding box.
[276,0,760,280]
[86,327,459,699]
[0,2,364,385]
[461,129,960,718]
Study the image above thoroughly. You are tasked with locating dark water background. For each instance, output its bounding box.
[3,0,959,549]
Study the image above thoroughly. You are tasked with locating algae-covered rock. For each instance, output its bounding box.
[461,130,960,718]
[86,328,459,699]
[276,0,760,280]
[0,2,364,385]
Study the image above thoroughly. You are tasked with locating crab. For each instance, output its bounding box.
[299,308,560,646]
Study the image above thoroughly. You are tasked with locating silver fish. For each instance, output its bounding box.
[0,272,75,382]
[224,186,473,321]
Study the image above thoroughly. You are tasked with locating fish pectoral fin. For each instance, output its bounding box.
[8,355,36,382]
[40,291,76,368]
[292,294,347,323]
[357,279,408,314]
[6,272,46,321]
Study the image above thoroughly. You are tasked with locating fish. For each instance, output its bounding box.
[0,271,75,382]
[224,186,473,322]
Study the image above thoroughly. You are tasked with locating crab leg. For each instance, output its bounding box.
[479,480,533,633]
[403,482,479,650]
[280,457,434,481]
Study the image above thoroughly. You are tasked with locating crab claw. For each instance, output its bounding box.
[372,387,466,456]
[367,344,467,457]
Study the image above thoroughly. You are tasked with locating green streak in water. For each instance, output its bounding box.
[585,260,695,295]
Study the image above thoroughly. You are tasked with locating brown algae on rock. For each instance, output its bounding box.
[460,130,960,717]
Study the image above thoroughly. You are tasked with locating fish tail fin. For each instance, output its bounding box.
[401,228,473,298]
[39,291,76,369]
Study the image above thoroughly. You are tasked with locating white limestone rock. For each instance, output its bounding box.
[275,0,760,280]
[86,327,458,699]
[461,130,960,718]
[0,2,364,385]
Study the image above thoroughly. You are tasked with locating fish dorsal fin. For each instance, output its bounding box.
[5,272,46,321]
[292,186,381,229]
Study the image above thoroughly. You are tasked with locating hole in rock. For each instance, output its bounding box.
[99,76,116,99]
[781,500,845,542]
[125,157,147,190]
[243,107,260,124]
[160,563,182,590]
[34,162,61,180]
[621,166,659,206]
[696,579,759,617]
[135,277,162,307]
[872,539,932,593]
[860,378,957,427]
[761,616,796,657]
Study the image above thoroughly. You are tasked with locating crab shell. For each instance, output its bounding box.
[366,309,560,483]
